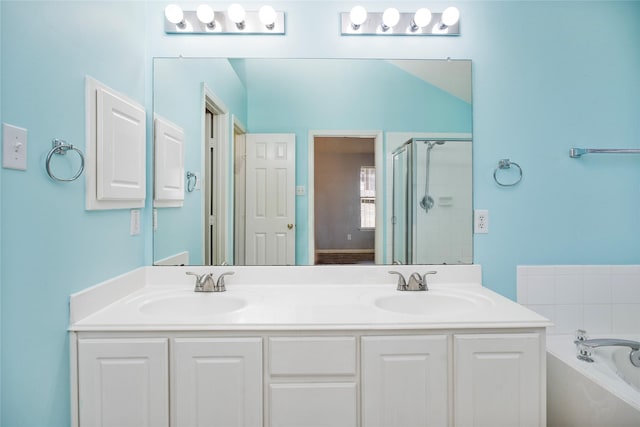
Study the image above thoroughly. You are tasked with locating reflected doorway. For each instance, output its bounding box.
[313,135,378,265]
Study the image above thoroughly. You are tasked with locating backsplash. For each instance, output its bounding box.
[517,265,640,335]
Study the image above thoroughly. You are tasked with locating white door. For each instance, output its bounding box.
[245,133,296,265]
[361,335,449,427]
[172,338,263,427]
[77,338,169,427]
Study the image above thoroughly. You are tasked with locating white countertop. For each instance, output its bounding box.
[69,265,552,332]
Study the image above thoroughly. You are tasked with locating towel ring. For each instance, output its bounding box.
[493,158,522,187]
[45,139,85,182]
[186,171,197,192]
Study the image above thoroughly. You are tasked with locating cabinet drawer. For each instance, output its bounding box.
[269,336,356,376]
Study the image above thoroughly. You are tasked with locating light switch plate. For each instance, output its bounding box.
[2,123,28,170]
[296,186,306,196]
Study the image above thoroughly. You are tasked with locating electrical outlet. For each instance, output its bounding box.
[474,209,489,234]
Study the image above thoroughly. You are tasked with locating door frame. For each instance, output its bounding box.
[202,84,230,265]
[232,116,247,265]
[308,130,384,265]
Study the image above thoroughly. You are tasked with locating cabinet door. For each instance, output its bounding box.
[362,335,449,427]
[454,333,543,427]
[172,337,262,427]
[77,338,169,427]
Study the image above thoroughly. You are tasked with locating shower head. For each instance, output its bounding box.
[426,140,446,150]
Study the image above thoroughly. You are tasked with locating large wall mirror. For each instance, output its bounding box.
[153,58,472,266]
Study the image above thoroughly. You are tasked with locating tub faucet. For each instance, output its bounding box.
[389,271,437,291]
[186,272,216,292]
[575,337,640,367]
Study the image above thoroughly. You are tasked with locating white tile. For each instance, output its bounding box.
[554,266,584,276]
[583,273,612,304]
[527,275,555,304]
[610,265,640,276]
[611,274,640,303]
[582,305,612,334]
[554,274,583,304]
[554,305,583,335]
[516,274,527,304]
[582,265,611,276]
[527,304,557,334]
[612,304,640,334]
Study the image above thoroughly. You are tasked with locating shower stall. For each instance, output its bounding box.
[391,138,473,265]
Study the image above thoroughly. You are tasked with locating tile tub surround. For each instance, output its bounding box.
[517,265,640,335]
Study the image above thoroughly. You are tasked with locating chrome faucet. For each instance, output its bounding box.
[186,271,235,292]
[574,332,640,367]
[389,271,437,291]
[186,272,216,292]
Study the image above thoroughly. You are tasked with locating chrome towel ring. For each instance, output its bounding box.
[45,139,85,182]
[186,171,197,192]
[493,158,522,187]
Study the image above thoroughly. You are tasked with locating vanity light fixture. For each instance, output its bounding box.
[439,6,460,30]
[341,6,460,36]
[164,3,285,35]
[259,5,277,29]
[381,8,400,32]
[196,4,215,28]
[349,5,368,30]
[165,4,185,27]
[227,3,246,29]
[410,8,432,32]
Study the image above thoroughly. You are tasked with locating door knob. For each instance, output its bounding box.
[287,224,293,230]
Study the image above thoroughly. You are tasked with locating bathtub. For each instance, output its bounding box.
[547,334,640,426]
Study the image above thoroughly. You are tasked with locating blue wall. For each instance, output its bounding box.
[1,2,148,425]
[1,1,640,426]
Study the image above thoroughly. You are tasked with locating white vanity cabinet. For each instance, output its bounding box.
[361,335,449,427]
[172,337,263,427]
[267,336,358,427]
[453,333,544,427]
[76,338,169,427]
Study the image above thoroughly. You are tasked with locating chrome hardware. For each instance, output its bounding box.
[574,336,640,367]
[575,329,589,342]
[186,272,216,292]
[389,271,437,291]
[569,147,640,158]
[46,139,85,182]
[216,272,235,292]
[389,271,407,291]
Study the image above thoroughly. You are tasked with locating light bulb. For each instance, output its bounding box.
[411,8,432,30]
[441,6,460,27]
[382,8,400,30]
[350,5,367,29]
[259,5,277,29]
[228,3,246,27]
[196,4,215,27]
[164,4,184,25]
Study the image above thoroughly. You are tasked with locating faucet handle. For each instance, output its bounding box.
[216,272,235,292]
[389,271,407,291]
[186,271,205,291]
[421,271,437,291]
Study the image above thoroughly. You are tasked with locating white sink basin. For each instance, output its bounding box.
[374,291,492,316]
[138,293,247,320]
